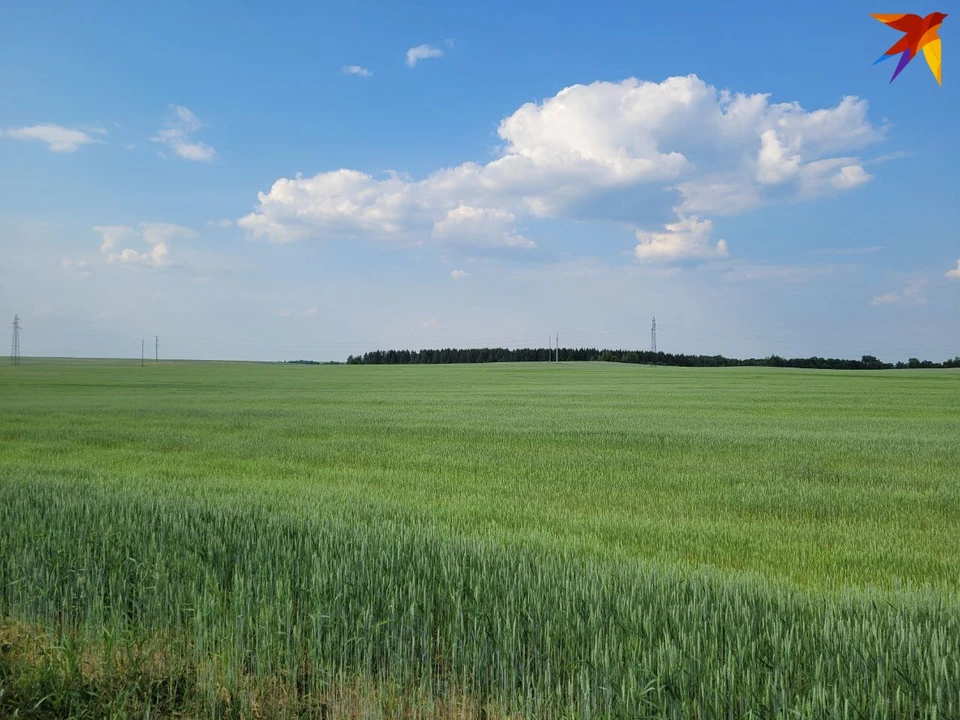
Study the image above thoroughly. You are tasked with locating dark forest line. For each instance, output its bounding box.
[340,349,960,370]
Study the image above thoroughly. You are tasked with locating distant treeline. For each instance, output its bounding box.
[284,359,342,365]
[346,348,960,370]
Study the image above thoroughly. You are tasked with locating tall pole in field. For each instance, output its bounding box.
[141,339,145,367]
[556,332,559,363]
[155,336,159,366]
[650,316,657,366]
[10,314,21,365]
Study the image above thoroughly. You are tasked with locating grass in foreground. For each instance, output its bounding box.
[1,360,959,717]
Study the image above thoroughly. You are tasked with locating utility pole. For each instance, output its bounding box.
[651,316,657,366]
[555,332,559,363]
[141,339,145,367]
[549,334,553,362]
[10,315,21,365]
[155,336,159,367]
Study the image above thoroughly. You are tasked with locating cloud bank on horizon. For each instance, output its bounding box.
[237,75,884,263]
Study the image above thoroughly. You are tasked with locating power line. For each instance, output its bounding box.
[10,315,21,365]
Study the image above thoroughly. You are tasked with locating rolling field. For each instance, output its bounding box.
[1,359,959,718]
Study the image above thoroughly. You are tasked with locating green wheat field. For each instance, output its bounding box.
[1,359,959,718]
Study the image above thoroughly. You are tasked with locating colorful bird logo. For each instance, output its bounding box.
[872,12,946,85]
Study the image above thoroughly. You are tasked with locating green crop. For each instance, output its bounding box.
[1,359,958,718]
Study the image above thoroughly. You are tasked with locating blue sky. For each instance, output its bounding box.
[1,0,958,361]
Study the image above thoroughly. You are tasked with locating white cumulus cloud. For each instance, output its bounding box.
[406,44,444,67]
[634,216,727,262]
[451,269,471,279]
[151,105,215,162]
[239,169,429,243]
[2,124,103,152]
[756,129,802,184]
[238,75,884,263]
[94,223,197,267]
[831,164,872,190]
[342,65,372,77]
[433,205,536,249]
[947,260,960,279]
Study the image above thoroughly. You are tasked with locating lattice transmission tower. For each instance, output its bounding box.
[10,314,21,365]
[650,316,657,354]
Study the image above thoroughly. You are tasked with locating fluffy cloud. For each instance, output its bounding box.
[947,260,960,279]
[433,205,536,249]
[239,170,429,243]
[2,124,104,152]
[94,223,197,267]
[634,216,727,262]
[342,65,372,77]
[756,129,802,184]
[239,75,884,261]
[95,225,137,254]
[830,164,872,190]
[870,279,928,306]
[451,269,471,279]
[406,44,444,67]
[151,105,215,162]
